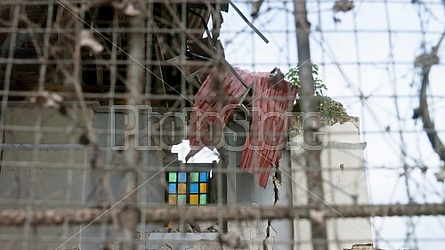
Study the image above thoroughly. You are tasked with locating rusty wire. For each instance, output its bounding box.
[0,1,444,250]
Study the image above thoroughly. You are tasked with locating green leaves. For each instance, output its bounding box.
[288,64,350,124]
[286,66,301,88]
[285,64,327,97]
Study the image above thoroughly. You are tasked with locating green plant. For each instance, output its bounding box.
[285,64,327,97]
[287,64,351,124]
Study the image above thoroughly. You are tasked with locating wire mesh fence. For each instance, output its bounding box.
[0,0,444,250]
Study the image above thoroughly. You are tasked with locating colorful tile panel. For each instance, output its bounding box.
[166,170,210,205]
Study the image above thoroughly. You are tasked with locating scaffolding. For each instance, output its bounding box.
[0,0,445,250]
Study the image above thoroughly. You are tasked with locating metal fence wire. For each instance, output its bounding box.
[0,0,444,250]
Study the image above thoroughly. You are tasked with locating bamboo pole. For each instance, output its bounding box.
[121,1,145,249]
[1,203,444,226]
[293,0,328,249]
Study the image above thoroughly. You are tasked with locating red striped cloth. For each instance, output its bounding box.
[186,67,257,161]
[239,75,297,188]
[186,67,297,188]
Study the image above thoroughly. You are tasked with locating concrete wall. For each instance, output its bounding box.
[225,119,294,250]
[0,104,168,249]
[290,122,372,250]
[223,119,371,250]
[0,104,90,249]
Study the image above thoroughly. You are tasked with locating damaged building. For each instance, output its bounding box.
[0,1,372,250]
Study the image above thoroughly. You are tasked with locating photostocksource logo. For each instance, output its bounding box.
[110,105,328,152]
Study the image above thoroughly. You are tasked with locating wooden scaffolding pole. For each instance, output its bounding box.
[293,0,328,249]
[1,203,445,226]
[121,1,145,249]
